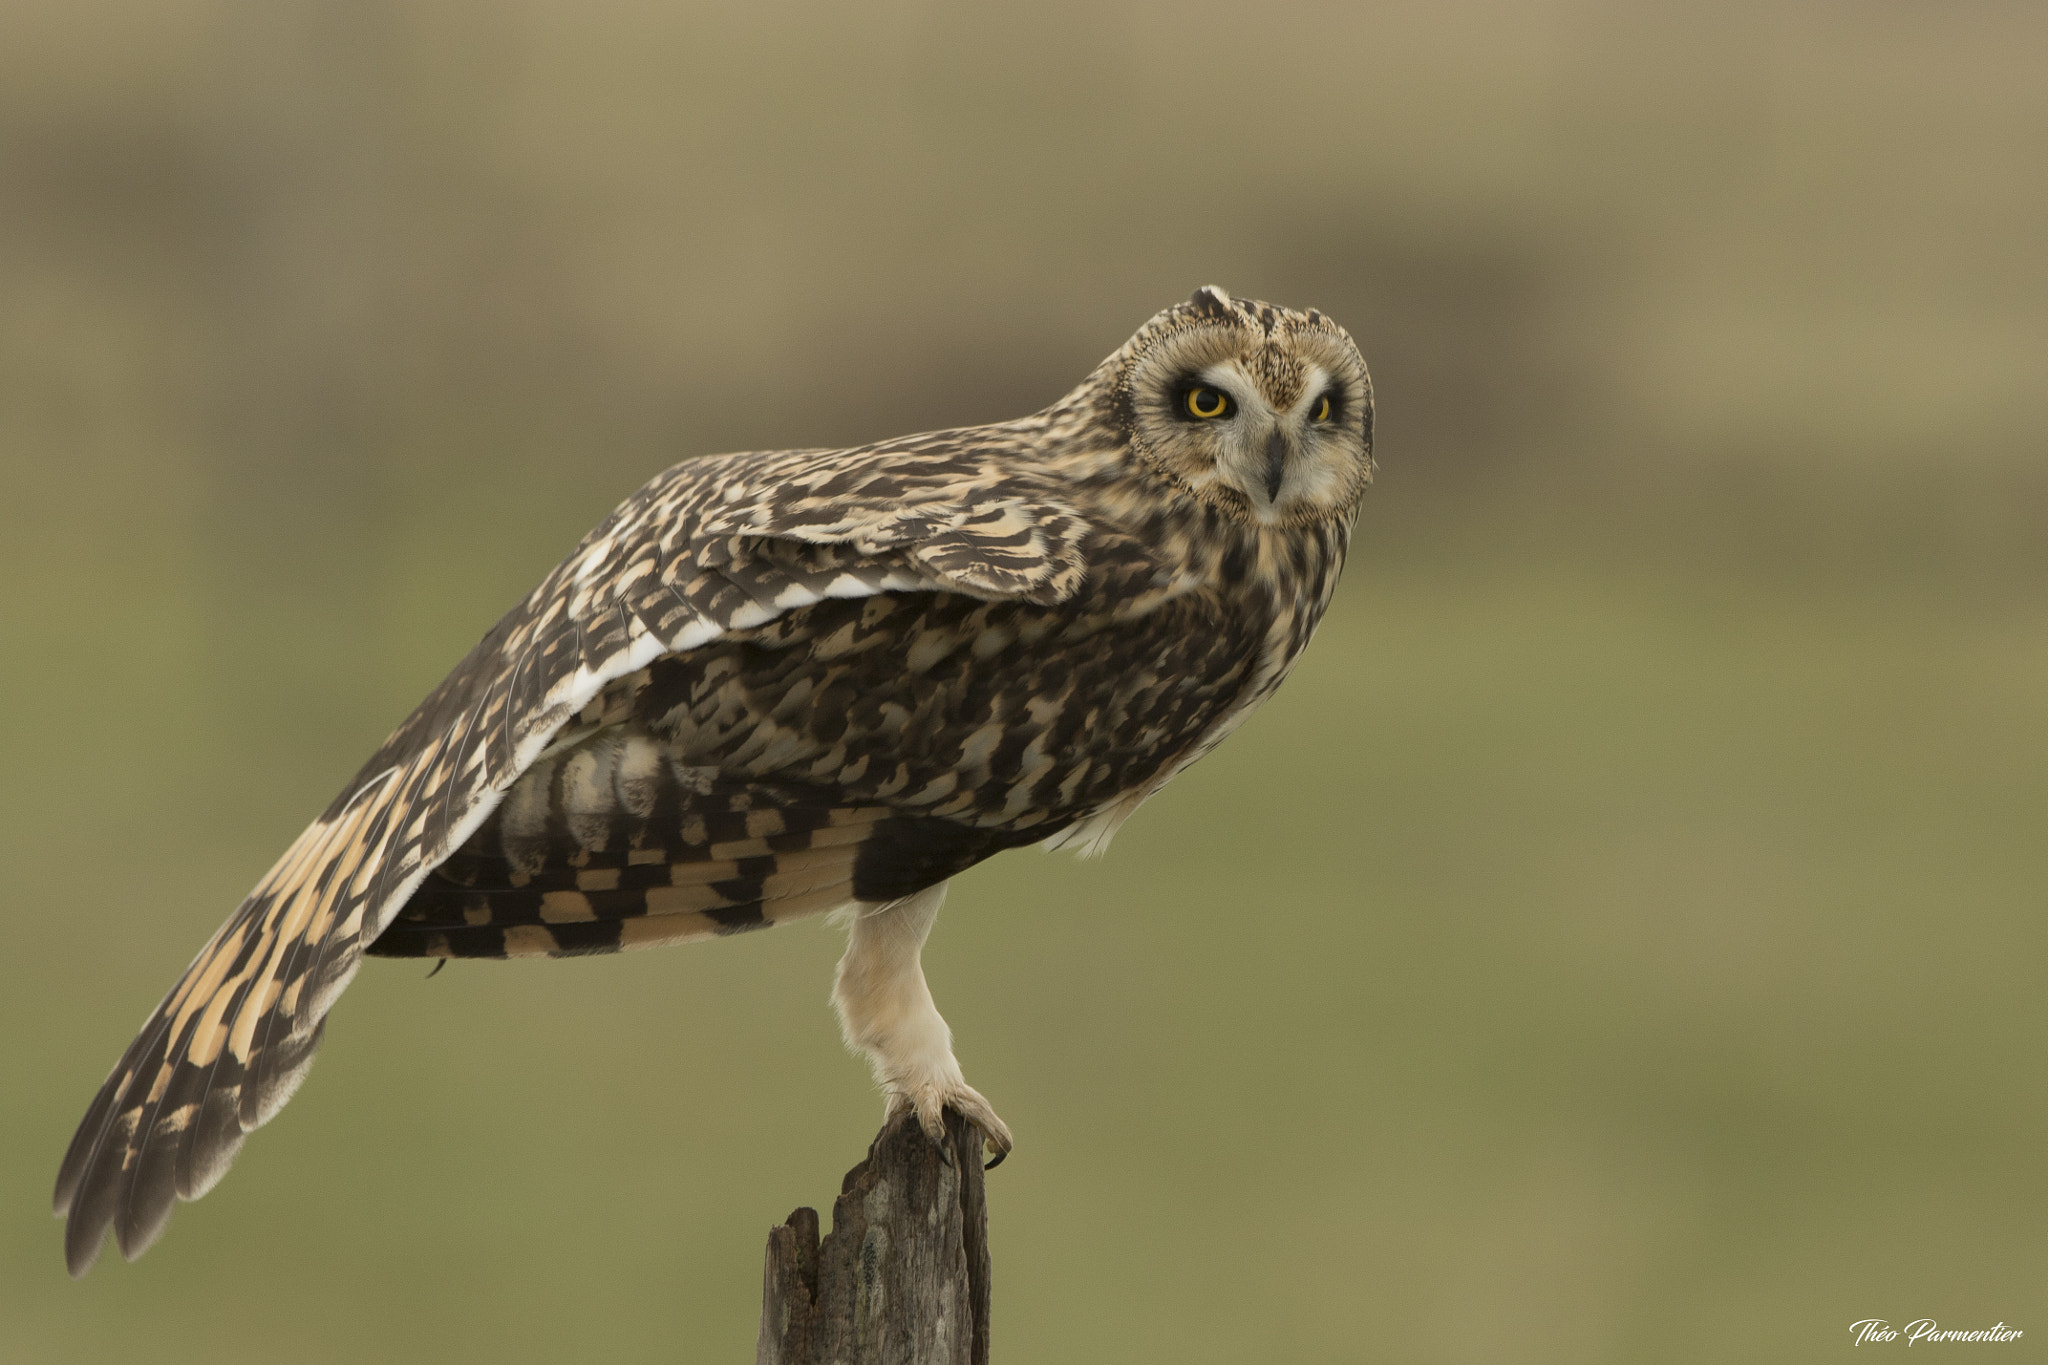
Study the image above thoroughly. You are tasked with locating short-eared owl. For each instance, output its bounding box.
[56,287,1373,1275]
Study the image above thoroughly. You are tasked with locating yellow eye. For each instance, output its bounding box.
[1313,394,1333,422]
[1185,386,1231,419]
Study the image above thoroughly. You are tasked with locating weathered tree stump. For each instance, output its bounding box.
[757,1107,991,1365]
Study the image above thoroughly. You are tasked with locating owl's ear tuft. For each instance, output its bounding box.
[1186,285,1234,318]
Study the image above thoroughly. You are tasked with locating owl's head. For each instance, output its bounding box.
[1100,286,1373,526]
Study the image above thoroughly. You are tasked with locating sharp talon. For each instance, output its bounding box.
[882,1086,1011,1171]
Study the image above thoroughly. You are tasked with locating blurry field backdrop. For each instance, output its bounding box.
[3,2,2044,1362]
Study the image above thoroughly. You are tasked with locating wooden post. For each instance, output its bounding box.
[757,1108,992,1365]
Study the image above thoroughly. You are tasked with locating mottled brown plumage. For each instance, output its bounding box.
[55,287,1372,1276]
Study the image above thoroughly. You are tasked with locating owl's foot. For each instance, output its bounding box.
[832,883,1015,1170]
[885,1075,1014,1168]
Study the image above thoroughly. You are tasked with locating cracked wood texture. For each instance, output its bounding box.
[758,1109,991,1365]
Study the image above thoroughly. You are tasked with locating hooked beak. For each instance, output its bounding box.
[1263,428,1289,503]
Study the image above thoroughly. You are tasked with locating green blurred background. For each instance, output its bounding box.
[3,2,2043,1361]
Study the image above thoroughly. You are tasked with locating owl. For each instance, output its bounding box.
[55,286,1374,1276]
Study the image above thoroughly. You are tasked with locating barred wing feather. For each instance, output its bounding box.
[53,436,1102,1276]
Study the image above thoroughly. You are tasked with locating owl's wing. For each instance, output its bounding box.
[55,433,1131,1276]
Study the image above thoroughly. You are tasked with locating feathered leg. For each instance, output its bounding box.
[831,882,1013,1165]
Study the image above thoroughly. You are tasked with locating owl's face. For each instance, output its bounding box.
[1112,287,1373,526]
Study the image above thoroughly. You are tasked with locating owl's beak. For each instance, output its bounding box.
[1263,428,1290,503]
